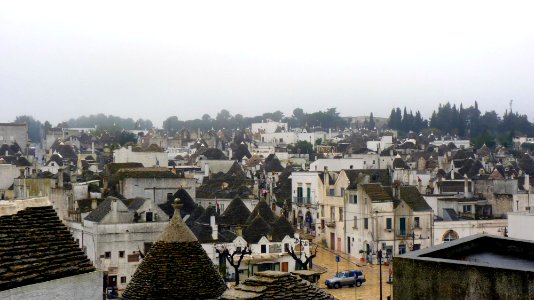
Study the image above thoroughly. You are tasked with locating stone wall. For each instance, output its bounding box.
[394,256,534,299]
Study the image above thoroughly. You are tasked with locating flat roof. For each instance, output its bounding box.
[400,234,534,272]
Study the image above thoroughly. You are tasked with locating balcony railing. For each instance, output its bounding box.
[293,197,317,209]
[325,220,336,228]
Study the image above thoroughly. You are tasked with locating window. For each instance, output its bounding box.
[339,208,343,221]
[119,251,125,258]
[399,244,406,254]
[261,244,267,253]
[146,211,153,222]
[127,253,140,262]
[144,242,153,254]
[414,217,420,228]
[321,205,325,217]
[235,247,242,253]
[329,189,335,196]
[443,230,459,242]
[284,243,290,252]
[364,218,368,229]
[350,195,358,204]
[330,207,335,221]
[105,252,111,259]
[386,218,392,230]
[121,276,127,284]
[220,204,225,212]
[353,216,358,229]
[340,188,345,197]
[463,205,472,213]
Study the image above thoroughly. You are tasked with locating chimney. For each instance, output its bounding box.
[19,168,25,178]
[5,150,8,156]
[111,198,118,212]
[91,142,95,154]
[91,198,98,210]
[128,145,132,151]
[58,168,64,188]
[464,175,471,198]
[210,215,218,241]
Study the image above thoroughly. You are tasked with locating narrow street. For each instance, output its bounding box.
[312,245,393,300]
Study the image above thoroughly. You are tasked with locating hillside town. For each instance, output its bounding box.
[1,104,534,299]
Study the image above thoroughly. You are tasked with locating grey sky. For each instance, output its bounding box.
[1,1,534,127]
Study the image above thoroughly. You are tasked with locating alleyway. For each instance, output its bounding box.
[313,244,393,300]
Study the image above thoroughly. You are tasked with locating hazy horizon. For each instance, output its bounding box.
[2,1,534,126]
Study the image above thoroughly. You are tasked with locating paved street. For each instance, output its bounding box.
[313,245,393,300]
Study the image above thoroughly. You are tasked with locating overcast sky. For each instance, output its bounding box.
[1,1,534,127]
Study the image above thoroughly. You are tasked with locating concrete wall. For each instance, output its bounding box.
[251,122,288,134]
[0,271,102,300]
[70,221,167,291]
[121,177,196,204]
[394,256,534,300]
[13,178,54,199]
[0,124,28,147]
[113,147,168,167]
[433,219,507,245]
[508,212,534,241]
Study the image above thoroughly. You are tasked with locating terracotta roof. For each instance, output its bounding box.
[122,201,226,300]
[361,184,393,202]
[246,200,276,225]
[219,271,335,300]
[0,206,95,291]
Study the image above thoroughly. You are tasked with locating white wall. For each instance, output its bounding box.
[433,219,507,245]
[113,146,168,167]
[508,212,534,241]
[0,271,103,300]
[0,164,19,190]
[251,122,288,134]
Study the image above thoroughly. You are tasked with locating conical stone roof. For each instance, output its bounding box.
[243,215,271,243]
[219,197,251,225]
[246,200,276,225]
[270,216,295,242]
[219,271,335,300]
[122,199,226,300]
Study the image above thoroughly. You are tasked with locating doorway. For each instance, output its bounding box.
[330,233,335,250]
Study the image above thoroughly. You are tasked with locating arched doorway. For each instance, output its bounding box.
[442,230,459,242]
[305,211,312,233]
[297,210,304,229]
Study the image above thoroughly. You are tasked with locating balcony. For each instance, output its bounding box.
[325,220,336,228]
[293,197,317,209]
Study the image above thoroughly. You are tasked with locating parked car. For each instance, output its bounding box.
[325,270,366,289]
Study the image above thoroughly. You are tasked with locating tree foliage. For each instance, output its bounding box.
[14,115,42,143]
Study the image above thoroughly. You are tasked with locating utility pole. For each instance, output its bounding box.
[378,250,383,300]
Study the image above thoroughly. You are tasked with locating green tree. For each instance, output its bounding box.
[14,115,42,143]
